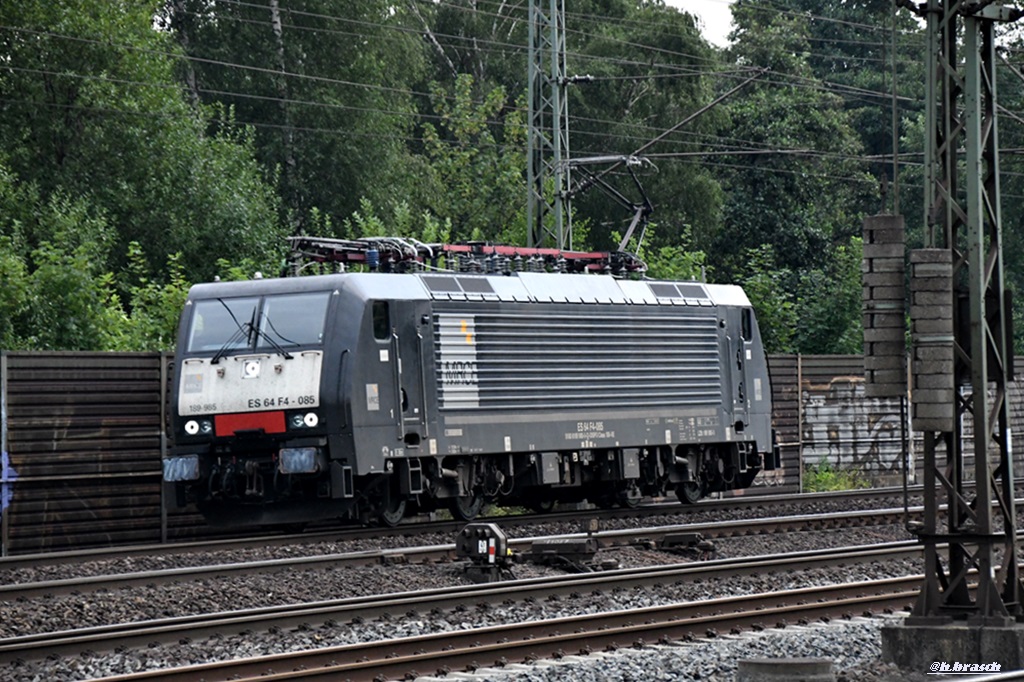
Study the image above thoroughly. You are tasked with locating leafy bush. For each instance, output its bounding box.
[802,458,869,493]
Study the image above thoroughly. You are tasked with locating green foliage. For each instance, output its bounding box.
[563,1,724,252]
[0,0,284,286]
[420,74,527,244]
[616,223,707,282]
[742,236,865,356]
[0,238,30,350]
[802,458,870,493]
[0,160,194,351]
[796,237,864,355]
[341,198,453,246]
[103,243,191,351]
[707,3,881,355]
[211,258,271,283]
[25,194,115,351]
[991,31,1024,353]
[344,197,391,239]
[739,246,797,354]
[160,0,428,231]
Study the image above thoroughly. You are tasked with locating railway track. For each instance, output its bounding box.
[0,485,921,568]
[0,506,918,601]
[6,487,1004,681]
[83,580,918,681]
[0,540,924,668]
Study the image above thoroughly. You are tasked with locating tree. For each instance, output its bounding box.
[564,1,726,252]
[420,74,527,243]
[0,0,285,285]
[739,245,797,354]
[103,243,191,351]
[160,0,430,232]
[784,0,925,206]
[795,236,864,354]
[0,237,30,350]
[415,0,727,252]
[714,2,874,277]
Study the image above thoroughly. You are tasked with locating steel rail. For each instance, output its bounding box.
[0,540,923,665]
[0,485,922,568]
[87,577,920,681]
[0,506,920,600]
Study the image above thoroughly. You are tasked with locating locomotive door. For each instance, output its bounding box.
[727,307,750,430]
[392,300,427,446]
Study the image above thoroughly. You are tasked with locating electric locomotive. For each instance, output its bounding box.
[163,243,778,527]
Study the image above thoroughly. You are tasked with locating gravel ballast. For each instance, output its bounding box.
[0,499,965,682]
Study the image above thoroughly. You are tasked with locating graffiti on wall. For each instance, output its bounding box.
[1,450,16,516]
[801,378,912,478]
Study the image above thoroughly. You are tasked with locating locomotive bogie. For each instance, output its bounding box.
[165,270,777,527]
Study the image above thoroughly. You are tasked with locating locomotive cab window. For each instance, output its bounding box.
[186,292,331,353]
[372,301,391,340]
[258,292,331,348]
[741,308,752,341]
[188,297,260,352]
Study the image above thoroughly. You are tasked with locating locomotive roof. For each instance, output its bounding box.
[187,271,751,308]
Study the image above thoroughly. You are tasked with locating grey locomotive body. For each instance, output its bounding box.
[164,270,777,526]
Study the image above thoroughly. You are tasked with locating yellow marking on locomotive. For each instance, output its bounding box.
[461,320,474,345]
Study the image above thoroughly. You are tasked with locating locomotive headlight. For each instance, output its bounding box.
[185,419,213,436]
[288,412,320,429]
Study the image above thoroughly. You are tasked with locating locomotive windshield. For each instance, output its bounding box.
[186,291,331,354]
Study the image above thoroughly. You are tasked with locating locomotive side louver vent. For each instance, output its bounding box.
[434,307,723,411]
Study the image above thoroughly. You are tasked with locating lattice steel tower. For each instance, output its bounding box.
[526,0,571,249]
[901,0,1022,624]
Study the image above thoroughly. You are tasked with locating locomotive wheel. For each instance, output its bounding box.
[449,493,485,521]
[377,498,407,527]
[676,481,704,504]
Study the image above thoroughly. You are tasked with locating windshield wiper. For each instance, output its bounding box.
[211,300,255,365]
[252,313,294,359]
